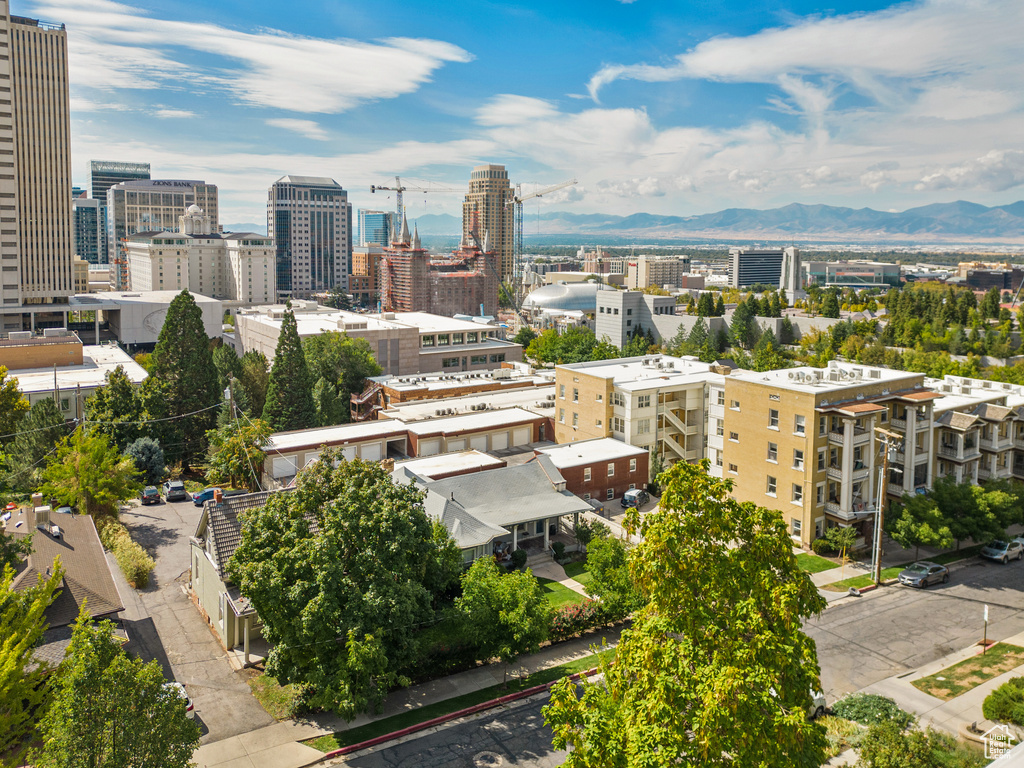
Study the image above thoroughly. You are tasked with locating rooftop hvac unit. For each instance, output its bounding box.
[9,331,31,340]
[788,371,797,380]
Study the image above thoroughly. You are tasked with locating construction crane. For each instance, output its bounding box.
[506,178,577,304]
[370,176,459,222]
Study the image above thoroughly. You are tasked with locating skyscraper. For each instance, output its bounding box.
[462,164,513,281]
[358,209,396,247]
[267,176,351,300]
[89,160,150,201]
[1,8,74,306]
[72,198,102,264]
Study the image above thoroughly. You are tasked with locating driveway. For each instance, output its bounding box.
[808,556,1024,701]
[118,496,274,743]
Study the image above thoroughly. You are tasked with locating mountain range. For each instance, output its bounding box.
[409,201,1024,242]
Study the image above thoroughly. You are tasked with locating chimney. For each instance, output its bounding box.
[213,488,223,505]
[31,492,43,508]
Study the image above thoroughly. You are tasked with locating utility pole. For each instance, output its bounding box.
[873,426,903,584]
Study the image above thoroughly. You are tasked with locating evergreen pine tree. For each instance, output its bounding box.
[262,308,317,432]
[142,291,220,467]
[714,294,726,316]
[696,293,714,317]
[686,296,696,315]
[779,316,795,345]
[312,377,346,427]
[769,293,782,318]
[687,317,708,349]
[85,365,144,450]
[9,397,69,489]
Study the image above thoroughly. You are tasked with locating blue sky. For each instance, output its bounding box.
[27,0,1024,224]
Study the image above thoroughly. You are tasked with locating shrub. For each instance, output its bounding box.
[125,437,166,486]
[831,693,913,728]
[552,541,566,561]
[548,599,629,643]
[811,537,836,556]
[510,548,528,570]
[983,677,1024,725]
[97,517,155,589]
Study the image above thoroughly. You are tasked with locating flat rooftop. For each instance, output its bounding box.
[10,344,147,394]
[730,361,922,395]
[405,407,541,436]
[239,305,503,337]
[383,384,556,421]
[395,450,505,479]
[560,354,718,391]
[536,438,647,468]
[69,291,222,308]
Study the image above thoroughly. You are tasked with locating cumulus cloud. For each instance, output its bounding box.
[266,118,330,141]
[154,108,196,119]
[32,0,471,113]
[916,150,1024,191]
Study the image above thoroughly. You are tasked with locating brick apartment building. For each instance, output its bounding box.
[535,438,649,503]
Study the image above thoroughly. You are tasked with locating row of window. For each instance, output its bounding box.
[581,459,639,481]
[421,331,487,347]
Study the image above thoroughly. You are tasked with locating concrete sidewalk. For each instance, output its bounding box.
[193,624,623,768]
[531,559,589,597]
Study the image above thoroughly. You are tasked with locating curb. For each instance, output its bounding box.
[320,667,601,760]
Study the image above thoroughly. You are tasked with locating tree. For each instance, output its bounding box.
[1,562,62,768]
[302,331,383,414]
[228,454,461,717]
[513,327,537,347]
[0,365,29,444]
[729,300,760,349]
[85,365,145,451]
[457,558,549,679]
[238,351,270,418]
[856,721,944,768]
[686,316,708,350]
[696,293,715,317]
[821,291,841,318]
[780,316,796,345]
[41,428,142,517]
[981,287,1002,320]
[263,308,317,432]
[0,524,31,573]
[38,611,200,768]
[205,419,271,490]
[124,437,166,487]
[212,343,242,392]
[714,294,726,316]
[648,447,665,496]
[573,516,608,553]
[584,536,642,616]
[9,398,69,489]
[545,461,827,767]
[143,291,220,466]
[887,495,955,560]
[311,377,347,427]
[752,328,788,372]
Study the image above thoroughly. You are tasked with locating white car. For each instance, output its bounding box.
[809,690,827,719]
[164,681,195,719]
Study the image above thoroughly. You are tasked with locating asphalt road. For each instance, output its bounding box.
[809,555,1024,700]
[119,494,274,744]
[339,694,566,768]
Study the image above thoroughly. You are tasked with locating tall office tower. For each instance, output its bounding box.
[0,10,74,305]
[89,160,150,201]
[267,176,351,300]
[461,164,513,280]
[72,198,102,264]
[358,209,396,247]
[107,179,219,290]
[728,246,802,294]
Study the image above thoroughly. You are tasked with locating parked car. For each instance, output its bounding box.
[139,486,161,506]
[54,505,74,515]
[163,682,194,719]
[809,691,828,719]
[898,561,950,588]
[980,540,1024,564]
[621,488,650,509]
[162,480,190,502]
[192,487,223,507]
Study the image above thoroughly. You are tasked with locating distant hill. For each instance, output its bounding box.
[409,213,461,235]
[223,222,267,235]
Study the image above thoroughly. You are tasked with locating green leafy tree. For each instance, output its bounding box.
[545,461,827,767]
[9,398,69,489]
[0,365,29,444]
[228,454,461,717]
[85,365,145,451]
[38,611,200,768]
[1,562,62,768]
[887,495,955,560]
[584,536,642,616]
[238,351,270,418]
[263,308,317,432]
[752,328,788,372]
[302,331,382,416]
[205,418,270,491]
[41,428,142,517]
[457,558,549,678]
[513,327,537,347]
[821,290,841,318]
[124,437,166,487]
[573,517,608,553]
[142,291,220,466]
[312,377,347,427]
[648,447,665,496]
[0,523,31,573]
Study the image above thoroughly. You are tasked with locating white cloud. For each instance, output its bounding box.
[916,150,1024,191]
[266,118,330,141]
[31,0,472,114]
[154,108,196,119]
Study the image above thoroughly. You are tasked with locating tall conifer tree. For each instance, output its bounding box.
[262,308,316,432]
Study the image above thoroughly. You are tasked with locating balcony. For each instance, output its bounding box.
[826,466,843,481]
[828,427,872,447]
[1014,461,1024,479]
[890,417,907,430]
[938,442,980,462]
[978,465,993,480]
[980,433,1014,452]
[1014,435,1024,450]
[824,501,876,522]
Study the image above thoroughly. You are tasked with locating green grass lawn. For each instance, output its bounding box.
[304,649,614,753]
[562,560,593,586]
[927,544,985,566]
[912,643,1024,700]
[821,566,902,592]
[247,673,304,720]
[537,577,587,607]
[796,553,840,574]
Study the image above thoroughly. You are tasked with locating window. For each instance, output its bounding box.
[792,484,803,503]
[441,357,459,367]
[636,419,651,434]
[816,484,824,506]
[452,333,463,344]
[629,483,636,490]
[818,449,826,471]
[612,417,624,433]
[559,408,565,423]
[583,493,591,500]
[638,394,651,408]
[471,354,487,364]
[793,449,804,470]
[467,332,478,343]
[728,463,738,474]
[606,488,614,500]
[608,463,615,477]
[421,335,434,347]
[584,467,591,482]
[596,394,603,403]
[717,390,725,406]
[730,399,740,410]
[716,420,724,437]
[791,518,802,536]
[572,412,578,427]
[729,431,739,442]
[767,442,778,462]
[629,458,637,472]
[595,419,602,427]
[60,399,70,412]
[611,392,625,407]
[573,388,578,403]
[489,354,505,364]
[559,384,565,398]
[766,476,777,496]
[437,333,450,346]
[795,414,806,435]
[768,408,779,429]
[819,416,827,436]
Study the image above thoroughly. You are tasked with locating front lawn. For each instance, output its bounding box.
[821,567,902,592]
[913,643,1024,700]
[928,544,985,566]
[562,560,593,586]
[537,577,586,607]
[796,553,840,574]
[247,672,304,720]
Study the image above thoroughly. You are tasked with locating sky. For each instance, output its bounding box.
[27,0,1024,225]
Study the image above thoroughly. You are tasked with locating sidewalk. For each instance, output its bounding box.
[193,624,623,768]
[530,559,589,597]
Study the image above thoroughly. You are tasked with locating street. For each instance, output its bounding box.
[809,556,1024,700]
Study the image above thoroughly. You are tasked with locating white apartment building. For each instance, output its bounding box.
[126,206,275,303]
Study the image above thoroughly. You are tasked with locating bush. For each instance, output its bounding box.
[97,518,155,588]
[510,548,528,570]
[552,541,566,562]
[125,437,166,486]
[811,537,837,556]
[548,599,628,643]
[831,693,913,728]
[983,677,1024,725]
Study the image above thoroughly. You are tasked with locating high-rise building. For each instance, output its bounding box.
[0,10,74,307]
[267,176,351,300]
[72,198,103,264]
[358,209,396,247]
[89,160,150,201]
[462,164,513,280]
[380,216,429,312]
[625,255,692,290]
[728,246,802,295]
[107,179,219,290]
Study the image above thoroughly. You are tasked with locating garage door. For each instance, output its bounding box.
[512,427,531,446]
[341,446,356,460]
[271,456,298,479]
[419,439,441,456]
[447,438,466,452]
[491,432,509,451]
[360,443,382,461]
[469,435,487,451]
[304,451,321,466]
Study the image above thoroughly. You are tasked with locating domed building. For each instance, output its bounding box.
[522,281,604,314]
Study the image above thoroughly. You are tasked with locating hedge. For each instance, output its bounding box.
[98,518,155,588]
[983,677,1024,726]
[549,599,627,643]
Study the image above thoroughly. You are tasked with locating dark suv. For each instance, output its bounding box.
[140,486,161,505]
[621,488,650,509]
